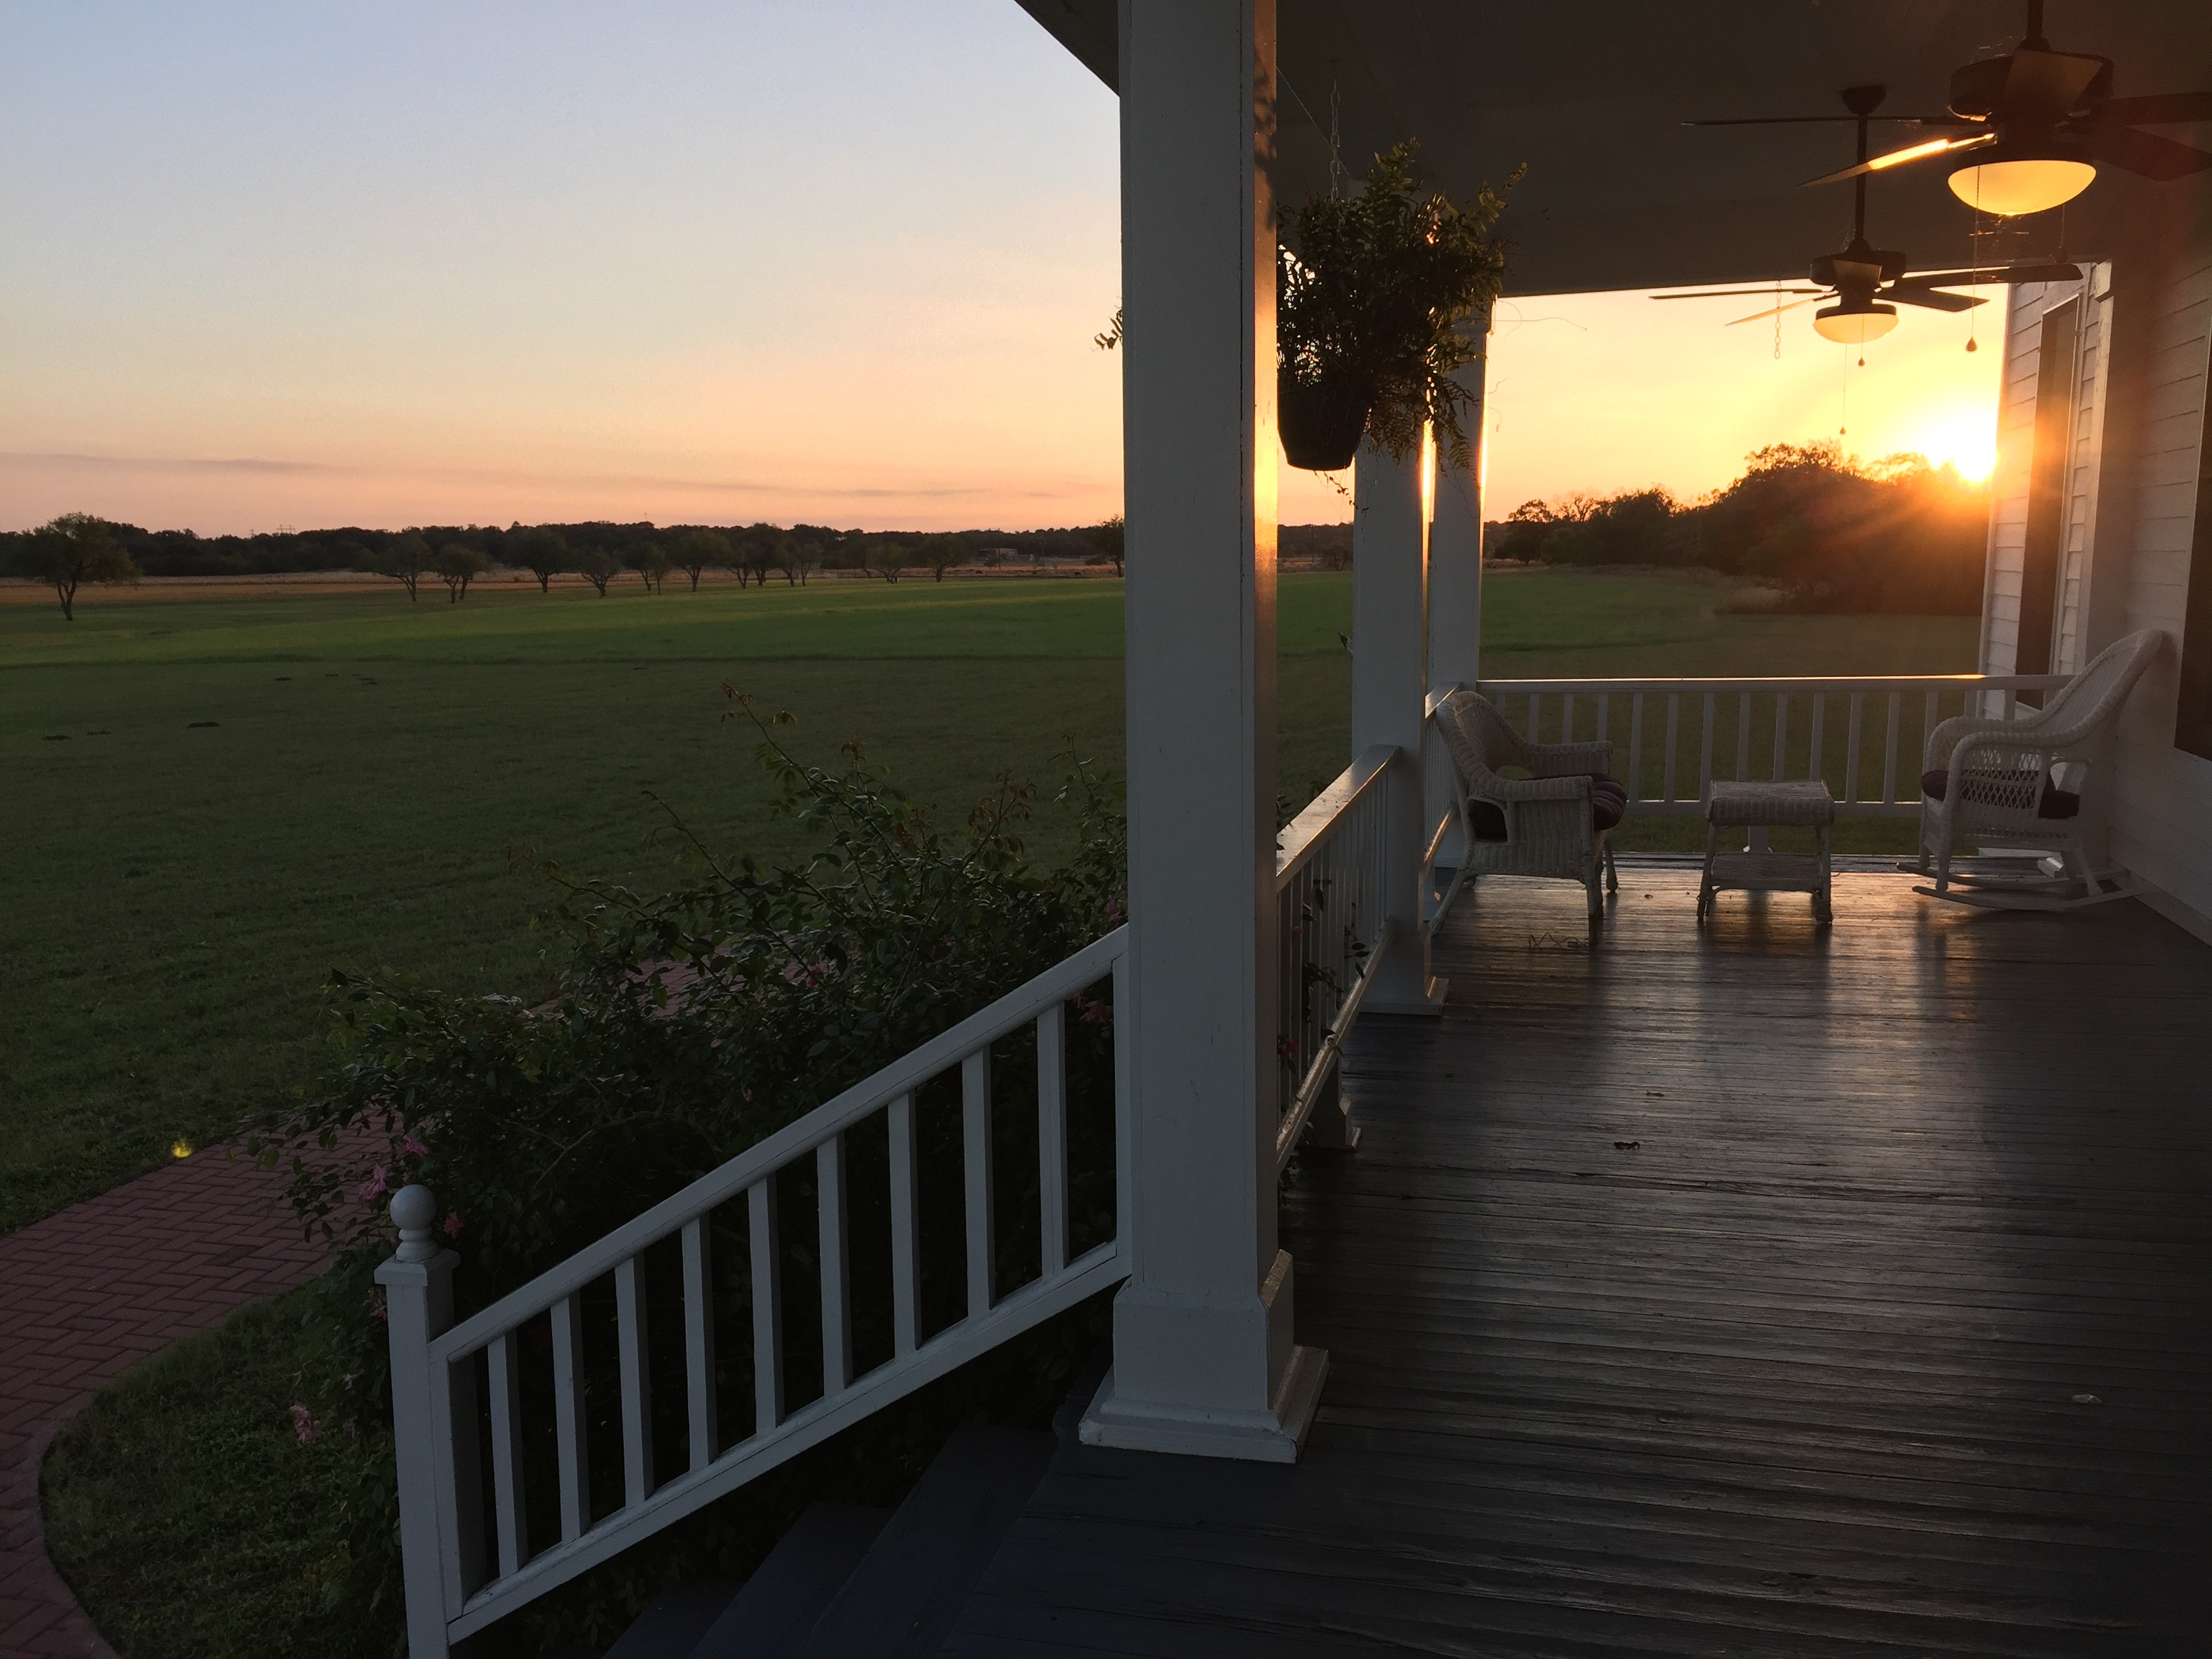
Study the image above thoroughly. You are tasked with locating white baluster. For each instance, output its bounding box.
[1037,1004,1068,1278]
[748,1180,783,1433]
[682,1217,717,1470]
[1629,693,1645,802]
[487,1330,527,1578]
[1844,693,1864,804]
[1882,692,1903,804]
[615,1255,653,1506]
[963,1050,995,1318]
[817,1138,852,1395]
[888,1093,918,1355]
[550,1294,588,1539]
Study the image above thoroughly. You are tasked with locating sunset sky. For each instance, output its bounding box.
[3,1,2002,537]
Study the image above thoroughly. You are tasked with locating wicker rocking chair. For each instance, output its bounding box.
[1916,628,2167,909]
[1433,689,1623,919]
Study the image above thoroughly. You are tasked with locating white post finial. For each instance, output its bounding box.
[391,1185,440,1263]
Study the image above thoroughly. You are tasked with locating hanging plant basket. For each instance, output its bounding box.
[1277,142,1513,474]
[1278,371,1370,472]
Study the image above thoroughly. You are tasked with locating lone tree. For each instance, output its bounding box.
[736,523,783,588]
[7,514,140,620]
[434,542,489,602]
[377,530,434,601]
[509,525,569,592]
[575,547,621,596]
[869,539,912,583]
[1084,514,1125,577]
[630,544,673,593]
[670,529,733,592]
[918,533,967,582]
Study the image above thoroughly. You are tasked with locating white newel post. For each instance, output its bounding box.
[376,1185,465,1659]
[1080,0,1327,1462]
[1427,337,1489,874]
[1352,433,1447,1015]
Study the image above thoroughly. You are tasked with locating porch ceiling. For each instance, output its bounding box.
[1017,1,2212,294]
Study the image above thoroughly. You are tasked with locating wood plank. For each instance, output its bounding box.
[956,870,2212,1657]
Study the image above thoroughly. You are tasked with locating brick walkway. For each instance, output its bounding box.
[0,1148,333,1659]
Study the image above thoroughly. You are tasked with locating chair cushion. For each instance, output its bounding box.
[1920,766,2081,819]
[1467,773,1627,840]
[1467,798,1509,841]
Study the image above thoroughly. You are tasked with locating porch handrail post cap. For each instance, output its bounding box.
[390,1184,440,1263]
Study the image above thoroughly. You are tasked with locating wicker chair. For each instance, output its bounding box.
[1916,628,2166,908]
[1433,689,1622,918]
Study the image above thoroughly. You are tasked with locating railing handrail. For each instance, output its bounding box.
[1463,670,2078,822]
[434,924,1129,1363]
[1477,672,2071,695]
[1277,743,1394,893]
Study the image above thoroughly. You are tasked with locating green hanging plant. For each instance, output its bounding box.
[1277,142,1515,472]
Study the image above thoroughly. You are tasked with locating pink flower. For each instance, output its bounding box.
[356,1164,389,1203]
[1075,996,1110,1027]
[741,1087,754,1102]
[401,1133,430,1158]
[442,1211,464,1239]
[1105,897,1125,924]
[290,1403,322,1446]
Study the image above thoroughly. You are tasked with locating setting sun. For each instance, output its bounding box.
[1904,405,1999,482]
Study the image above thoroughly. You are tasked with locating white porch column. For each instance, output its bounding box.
[1351,432,1447,1014]
[1080,0,1326,1462]
[1426,336,1490,873]
[1429,335,1488,691]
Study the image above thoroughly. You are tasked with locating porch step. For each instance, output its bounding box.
[689,1503,891,1659]
[594,1421,1053,1659]
[789,1422,1054,1659]
[601,1579,744,1659]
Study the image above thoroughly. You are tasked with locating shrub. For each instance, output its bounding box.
[249,693,1126,1653]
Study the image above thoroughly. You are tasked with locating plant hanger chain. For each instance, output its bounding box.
[1328,78,1347,200]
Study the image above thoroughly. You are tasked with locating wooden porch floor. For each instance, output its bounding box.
[951,866,2212,1657]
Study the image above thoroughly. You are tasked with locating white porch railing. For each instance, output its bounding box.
[1473,675,2072,817]
[376,928,1130,1657]
[1275,744,1395,1171]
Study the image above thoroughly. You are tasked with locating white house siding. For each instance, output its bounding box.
[1981,284,2046,676]
[1977,216,2212,939]
[2110,239,2212,938]
[1981,270,2113,678]
[2055,266,2115,676]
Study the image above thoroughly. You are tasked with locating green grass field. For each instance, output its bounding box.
[0,570,1974,1234]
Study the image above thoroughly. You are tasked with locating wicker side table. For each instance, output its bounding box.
[1699,780,1835,924]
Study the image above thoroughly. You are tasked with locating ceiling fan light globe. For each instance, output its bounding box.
[1946,154,2096,216]
[1814,303,1898,344]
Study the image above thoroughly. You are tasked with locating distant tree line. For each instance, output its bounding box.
[0,515,1136,605]
[1486,443,1990,614]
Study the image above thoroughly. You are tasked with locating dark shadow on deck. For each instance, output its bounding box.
[951,869,2212,1657]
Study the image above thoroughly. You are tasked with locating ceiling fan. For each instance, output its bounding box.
[1662,85,2081,345]
[1799,0,2212,216]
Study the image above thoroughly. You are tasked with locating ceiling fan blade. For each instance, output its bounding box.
[1904,262,2083,285]
[1685,114,1964,126]
[1802,129,1992,186]
[1725,297,1822,327]
[2091,123,2212,182]
[1653,288,1827,300]
[2096,91,2212,125]
[1885,284,1986,313]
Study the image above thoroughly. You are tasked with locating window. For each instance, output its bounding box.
[2015,298,2078,684]
[2176,371,2212,760]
